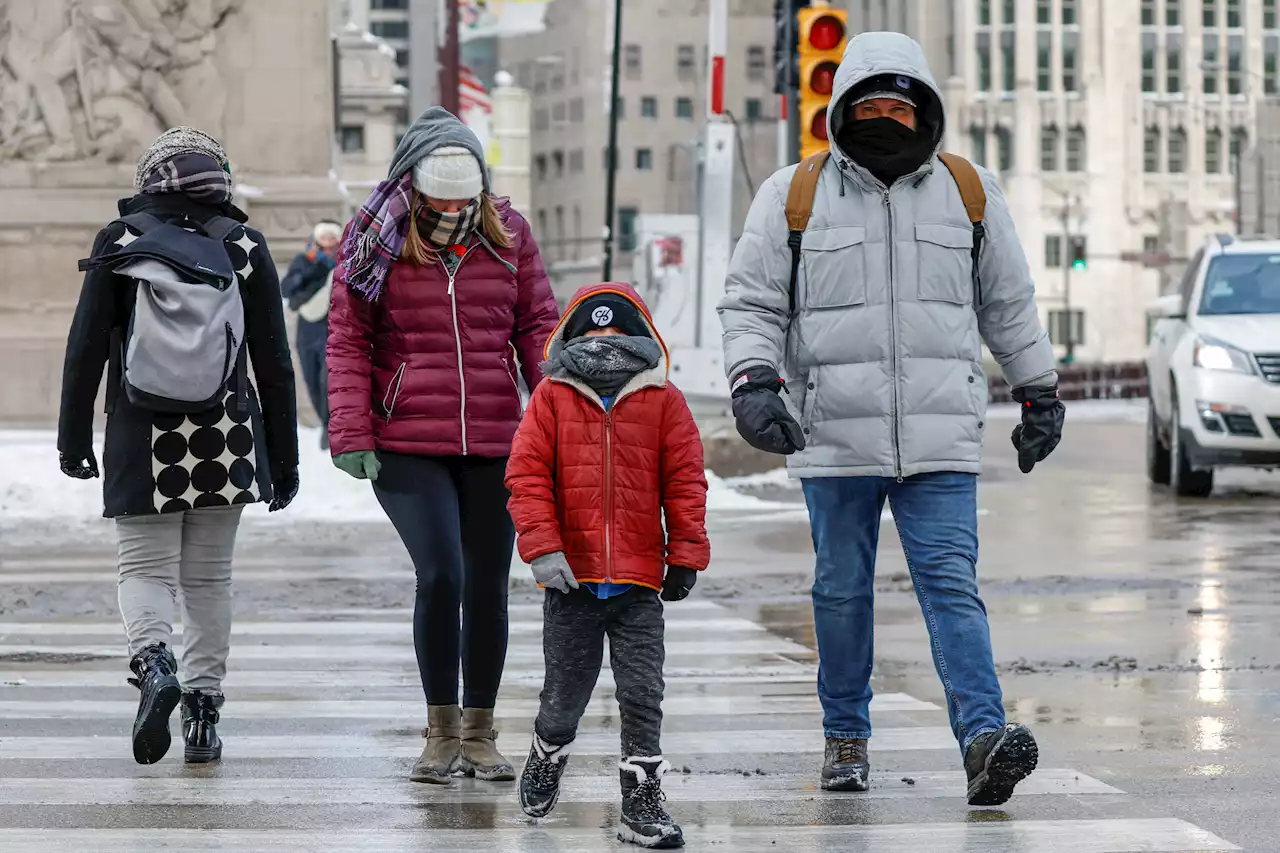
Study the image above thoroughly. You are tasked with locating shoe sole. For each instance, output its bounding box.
[821,765,870,792]
[458,757,516,782]
[966,725,1039,807]
[184,744,222,764]
[518,783,560,818]
[617,826,685,849]
[132,677,181,765]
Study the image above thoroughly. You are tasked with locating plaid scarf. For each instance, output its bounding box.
[138,152,233,204]
[340,172,414,302]
[417,198,479,249]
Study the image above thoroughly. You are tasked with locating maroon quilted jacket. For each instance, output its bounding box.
[326,200,559,458]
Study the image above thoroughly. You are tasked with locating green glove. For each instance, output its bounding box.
[333,450,381,481]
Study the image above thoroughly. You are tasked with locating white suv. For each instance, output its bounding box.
[1145,234,1280,497]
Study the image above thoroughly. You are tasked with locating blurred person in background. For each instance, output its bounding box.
[326,107,559,785]
[282,219,343,450]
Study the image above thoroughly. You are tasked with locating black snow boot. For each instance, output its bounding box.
[127,643,182,765]
[618,757,684,849]
[964,723,1039,806]
[518,735,571,818]
[181,691,224,764]
[821,737,870,791]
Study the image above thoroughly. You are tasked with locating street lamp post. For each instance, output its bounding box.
[601,0,624,281]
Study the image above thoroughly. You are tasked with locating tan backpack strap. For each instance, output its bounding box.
[937,152,989,306]
[784,151,830,317]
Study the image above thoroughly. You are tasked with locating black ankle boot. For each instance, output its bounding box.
[127,643,181,765]
[181,691,224,764]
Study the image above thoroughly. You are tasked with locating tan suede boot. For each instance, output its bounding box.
[410,704,461,784]
[458,707,515,781]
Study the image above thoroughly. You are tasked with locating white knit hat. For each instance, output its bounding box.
[413,146,484,201]
[313,221,343,242]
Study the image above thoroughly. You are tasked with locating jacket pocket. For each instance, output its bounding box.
[915,223,973,305]
[802,225,867,310]
[381,363,407,422]
[799,368,821,435]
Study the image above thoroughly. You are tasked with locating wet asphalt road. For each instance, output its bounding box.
[0,409,1277,851]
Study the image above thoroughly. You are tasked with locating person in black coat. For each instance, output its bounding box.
[56,126,299,766]
[281,220,342,449]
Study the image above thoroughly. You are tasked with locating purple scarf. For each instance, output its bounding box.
[340,172,414,302]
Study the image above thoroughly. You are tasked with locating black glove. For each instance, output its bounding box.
[269,467,299,512]
[1010,385,1065,474]
[661,566,698,602]
[59,450,99,480]
[730,366,806,455]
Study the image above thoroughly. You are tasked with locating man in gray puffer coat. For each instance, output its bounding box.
[719,32,1065,806]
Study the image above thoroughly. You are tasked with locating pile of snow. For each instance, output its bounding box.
[0,429,799,525]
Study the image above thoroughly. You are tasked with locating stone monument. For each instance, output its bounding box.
[0,0,344,426]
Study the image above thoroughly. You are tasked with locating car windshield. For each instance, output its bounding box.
[1198,253,1280,316]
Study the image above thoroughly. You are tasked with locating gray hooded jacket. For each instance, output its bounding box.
[718,32,1056,480]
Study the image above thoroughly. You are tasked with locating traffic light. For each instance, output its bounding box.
[773,0,811,95]
[797,2,847,160]
[1069,236,1087,271]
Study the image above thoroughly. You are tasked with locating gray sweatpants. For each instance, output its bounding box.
[115,507,243,693]
[535,586,665,759]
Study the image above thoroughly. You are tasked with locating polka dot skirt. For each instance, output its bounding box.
[151,393,259,513]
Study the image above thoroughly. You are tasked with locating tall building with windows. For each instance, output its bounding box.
[949,0,1277,362]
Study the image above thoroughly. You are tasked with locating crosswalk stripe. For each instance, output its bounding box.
[0,727,961,759]
[0,820,1241,852]
[0,618,770,637]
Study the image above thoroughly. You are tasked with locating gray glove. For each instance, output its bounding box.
[531,551,579,594]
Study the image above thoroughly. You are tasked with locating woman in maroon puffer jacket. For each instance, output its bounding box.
[327,108,559,786]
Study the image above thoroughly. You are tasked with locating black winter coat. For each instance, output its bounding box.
[279,246,336,351]
[57,194,299,518]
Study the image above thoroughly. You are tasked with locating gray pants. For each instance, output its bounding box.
[115,507,243,693]
[535,586,665,759]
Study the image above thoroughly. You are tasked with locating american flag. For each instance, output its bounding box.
[459,65,492,114]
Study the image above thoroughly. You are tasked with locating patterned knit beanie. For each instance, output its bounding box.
[135,127,231,190]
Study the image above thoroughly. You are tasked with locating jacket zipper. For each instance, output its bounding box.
[883,189,903,482]
[435,246,478,454]
[382,362,407,422]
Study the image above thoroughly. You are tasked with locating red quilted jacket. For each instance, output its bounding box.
[505,283,710,591]
[326,200,559,458]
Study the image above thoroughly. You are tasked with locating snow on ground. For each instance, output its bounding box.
[0,429,802,526]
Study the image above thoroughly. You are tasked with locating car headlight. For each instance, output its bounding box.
[1193,337,1255,374]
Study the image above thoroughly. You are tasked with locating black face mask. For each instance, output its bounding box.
[836,117,936,187]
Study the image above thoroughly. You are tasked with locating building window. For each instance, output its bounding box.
[1066,126,1086,172]
[636,148,653,170]
[552,150,564,177]
[1003,0,1015,24]
[1167,41,1183,93]
[747,45,767,81]
[1001,33,1016,92]
[569,149,584,174]
[339,125,365,154]
[1144,126,1160,172]
[624,44,642,79]
[537,210,547,239]
[569,98,584,122]
[1226,0,1242,28]
[1229,128,1248,175]
[745,98,763,122]
[1063,41,1079,92]
[1204,0,1217,27]
[1206,128,1223,173]
[1144,235,1160,254]
[370,20,409,40]
[1141,0,1156,26]
[1041,125,1060,171]
[1142,41,1157,93]
[1045,235,1063,268]
[1062,0,1078,26]
[675,97,694,119]
[1266,37,1279,95]
[1267,0,1278,29]
[1168,128,1187,173]
[1037,0,1051,25]
[641,97,658,119]
[978,0,991,26]
[534,154,547,181]
[552,102,566,124]
[372,0,408,9]
[1037,39,1052,91]
[996,127,1013,172]
[1227,38,1243,95]
[977,42,992,91]
[677,44,696,80]
[618,207,639,252]
[1204,39,1220,94]
[1165,0,1180,26]
[970,127,988,167]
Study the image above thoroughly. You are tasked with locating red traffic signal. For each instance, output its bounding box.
[807,14,845,51]
[811,107,828,141]
[808,59,839,96]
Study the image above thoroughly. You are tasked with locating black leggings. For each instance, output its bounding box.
[373,454,515,708]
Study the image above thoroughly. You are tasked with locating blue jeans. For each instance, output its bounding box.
[802,472,1004,755]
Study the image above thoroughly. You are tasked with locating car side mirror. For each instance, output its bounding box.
[1148,294,1186,321]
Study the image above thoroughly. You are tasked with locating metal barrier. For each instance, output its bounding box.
[988,362,1149,403]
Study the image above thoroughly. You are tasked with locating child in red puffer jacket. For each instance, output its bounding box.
[505,282,709,848]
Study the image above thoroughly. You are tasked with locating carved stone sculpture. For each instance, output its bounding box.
[0,0,244,163]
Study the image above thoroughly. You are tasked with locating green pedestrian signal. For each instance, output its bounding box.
[1069,236,1087,271]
